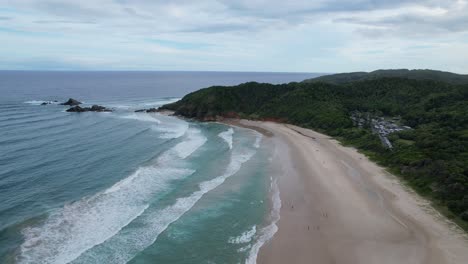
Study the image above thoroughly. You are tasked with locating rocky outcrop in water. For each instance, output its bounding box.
[61,98,82,106]
[134,108,159,113]
[40,100,58,105]
[66,105,112,112]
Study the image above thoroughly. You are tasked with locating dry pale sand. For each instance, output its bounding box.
[233,120,468,264]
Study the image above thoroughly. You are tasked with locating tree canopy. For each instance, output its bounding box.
[162,76,468,227]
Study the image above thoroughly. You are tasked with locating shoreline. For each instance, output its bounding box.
[226,119,468,264]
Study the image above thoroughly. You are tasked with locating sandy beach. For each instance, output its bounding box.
[232,120,468,264]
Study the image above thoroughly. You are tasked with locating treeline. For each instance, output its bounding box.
[162,77,468,227]
[303,69,468,85]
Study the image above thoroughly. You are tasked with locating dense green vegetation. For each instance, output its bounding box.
[162,76,468,228]
[303,69,468,85]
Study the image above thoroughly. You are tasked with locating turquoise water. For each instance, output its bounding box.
[0,71,309,264]
[0,98,272,264]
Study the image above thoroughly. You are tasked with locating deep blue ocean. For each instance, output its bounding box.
[0,71,319,264]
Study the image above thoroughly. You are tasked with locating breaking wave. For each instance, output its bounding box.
[120,113,161,124]
[17,128,207,264]
[253,131,262,149]
[72,143,257,264]
[219,128,234,149]
[229,226,256,244]
[246,178,281,264]
[24,100,59,105]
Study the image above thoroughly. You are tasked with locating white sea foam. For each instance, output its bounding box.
[72,145,257,264]
[151,121,189,139]
[245,177,281,264]
[106,98,180,110]
[238,245,251,253]
[121,113,161,124]
[18,166,194,264]
[229,226,257,244]
[253,131,263,149]
[158,127,207,161]
[219,128,234,149]
[17,128,208,264]
[120,112,190,139]
[105,104,132,110]
[18,122,259,264]
[24,100,59,105]
[142,98,180,107]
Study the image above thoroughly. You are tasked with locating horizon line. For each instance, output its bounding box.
[0,68,466,75]
[0,69,329,74]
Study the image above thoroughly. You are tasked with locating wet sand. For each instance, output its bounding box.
[233,120,468,264]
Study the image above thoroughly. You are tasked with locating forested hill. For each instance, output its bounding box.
[303,69,468,85]
[161,77,468,228]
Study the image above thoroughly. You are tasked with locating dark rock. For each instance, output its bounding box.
[66,106,86,112]
[66,105,112,113]
[90,105,110,112]
[134,108,159,113]
[41,101,56,105]
[146,108,158,113]
[61,98,82,106]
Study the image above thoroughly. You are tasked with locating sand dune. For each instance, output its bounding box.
[233,120,468,264]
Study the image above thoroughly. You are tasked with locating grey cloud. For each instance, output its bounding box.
[0,16,12,20]
[33,1,113,19]
[34,20,97,24]
[218,0,444,18]
[105,0,452,33]
[3,0,466,37]
[179,23,257,33]
[121,7,154,20]
[123,7,138,16]
[208,0,456,34]
[316,0,449,12]
[336,9,468,38]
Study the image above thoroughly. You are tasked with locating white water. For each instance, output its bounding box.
[229,226,256,244]
[24,100,59,105]
[142,98,180,106]
[120,113,161,124]
[92,98,180,110]
[18,167,195,264]
[253,131,262,149]
[17,127,206,264]
[151,121,189,139]
[246,177,281,264]
[17,112,266,264]
[219,128,234,149]
[72,144,257,264]
[150,115,189,139]
[120,112,190,139]
[158,128,207,161]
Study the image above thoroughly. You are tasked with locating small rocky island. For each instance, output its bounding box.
[60,98,82,106]
[53,98,112,112]
[66,105,112,112]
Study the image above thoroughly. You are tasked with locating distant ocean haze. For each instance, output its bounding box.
[0,71,322,102]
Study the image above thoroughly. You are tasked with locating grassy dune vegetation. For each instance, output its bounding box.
[162,70,468,229]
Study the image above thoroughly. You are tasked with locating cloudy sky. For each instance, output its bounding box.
[1,0,467,72]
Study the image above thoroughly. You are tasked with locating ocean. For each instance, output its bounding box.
[0,71,319,264]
